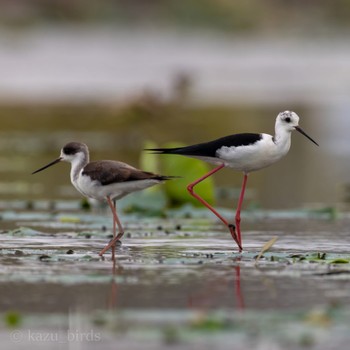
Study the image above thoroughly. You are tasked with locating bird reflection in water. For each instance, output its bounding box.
[187,258,244,311]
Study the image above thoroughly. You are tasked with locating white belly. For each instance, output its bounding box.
[73,174,162,201]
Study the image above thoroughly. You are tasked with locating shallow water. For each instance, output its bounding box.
[1,200,350,349]
[2,203,350,311]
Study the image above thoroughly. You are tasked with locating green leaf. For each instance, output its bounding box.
[5,311,22,327]
[140,140,160,174]
[160,142,215,207]
[121,190,168,215]
[191,315,229,331]
[140,140,165,196]
[328,258,350,264]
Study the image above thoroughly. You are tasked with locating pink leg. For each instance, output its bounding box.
[110,201,117,261]
[108,258,118,308]
[99,197,124,257]
[234,264,244,310]
[235,174,248,247]
[187,164,242,251]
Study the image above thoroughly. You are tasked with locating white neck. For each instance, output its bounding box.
[69,151,89,184]
[273,123,292,156]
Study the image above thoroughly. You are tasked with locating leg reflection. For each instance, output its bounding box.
[187,259,245,310]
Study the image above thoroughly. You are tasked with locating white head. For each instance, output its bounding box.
[32,142,89,174]
[276,110,318,146]
[276,111,300,131]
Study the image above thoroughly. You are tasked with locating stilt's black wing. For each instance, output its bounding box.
[147,133,263,158]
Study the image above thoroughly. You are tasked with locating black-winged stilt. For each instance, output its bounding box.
[32,142,175,257]
[147,111,319,251]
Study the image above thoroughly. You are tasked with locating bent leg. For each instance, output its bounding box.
[187,164,241,250]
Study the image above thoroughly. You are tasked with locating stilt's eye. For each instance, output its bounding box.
[285,117,291,123]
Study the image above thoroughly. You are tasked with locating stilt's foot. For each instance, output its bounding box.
[228,224,242,252]
[99,238,122,256]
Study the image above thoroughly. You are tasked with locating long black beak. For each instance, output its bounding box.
[32,157,62,174]
[295,126,319,146]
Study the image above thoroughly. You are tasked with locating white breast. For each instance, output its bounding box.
[216,134,290,173]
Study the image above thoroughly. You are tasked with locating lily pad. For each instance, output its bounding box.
[328,258,350,264]
[159,142,215,207]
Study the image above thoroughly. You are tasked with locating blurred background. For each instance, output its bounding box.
[0,0,350,209]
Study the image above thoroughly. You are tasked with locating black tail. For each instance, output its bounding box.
[145,147,185,155]
[145,140,220,158]
[158,175,182,181]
